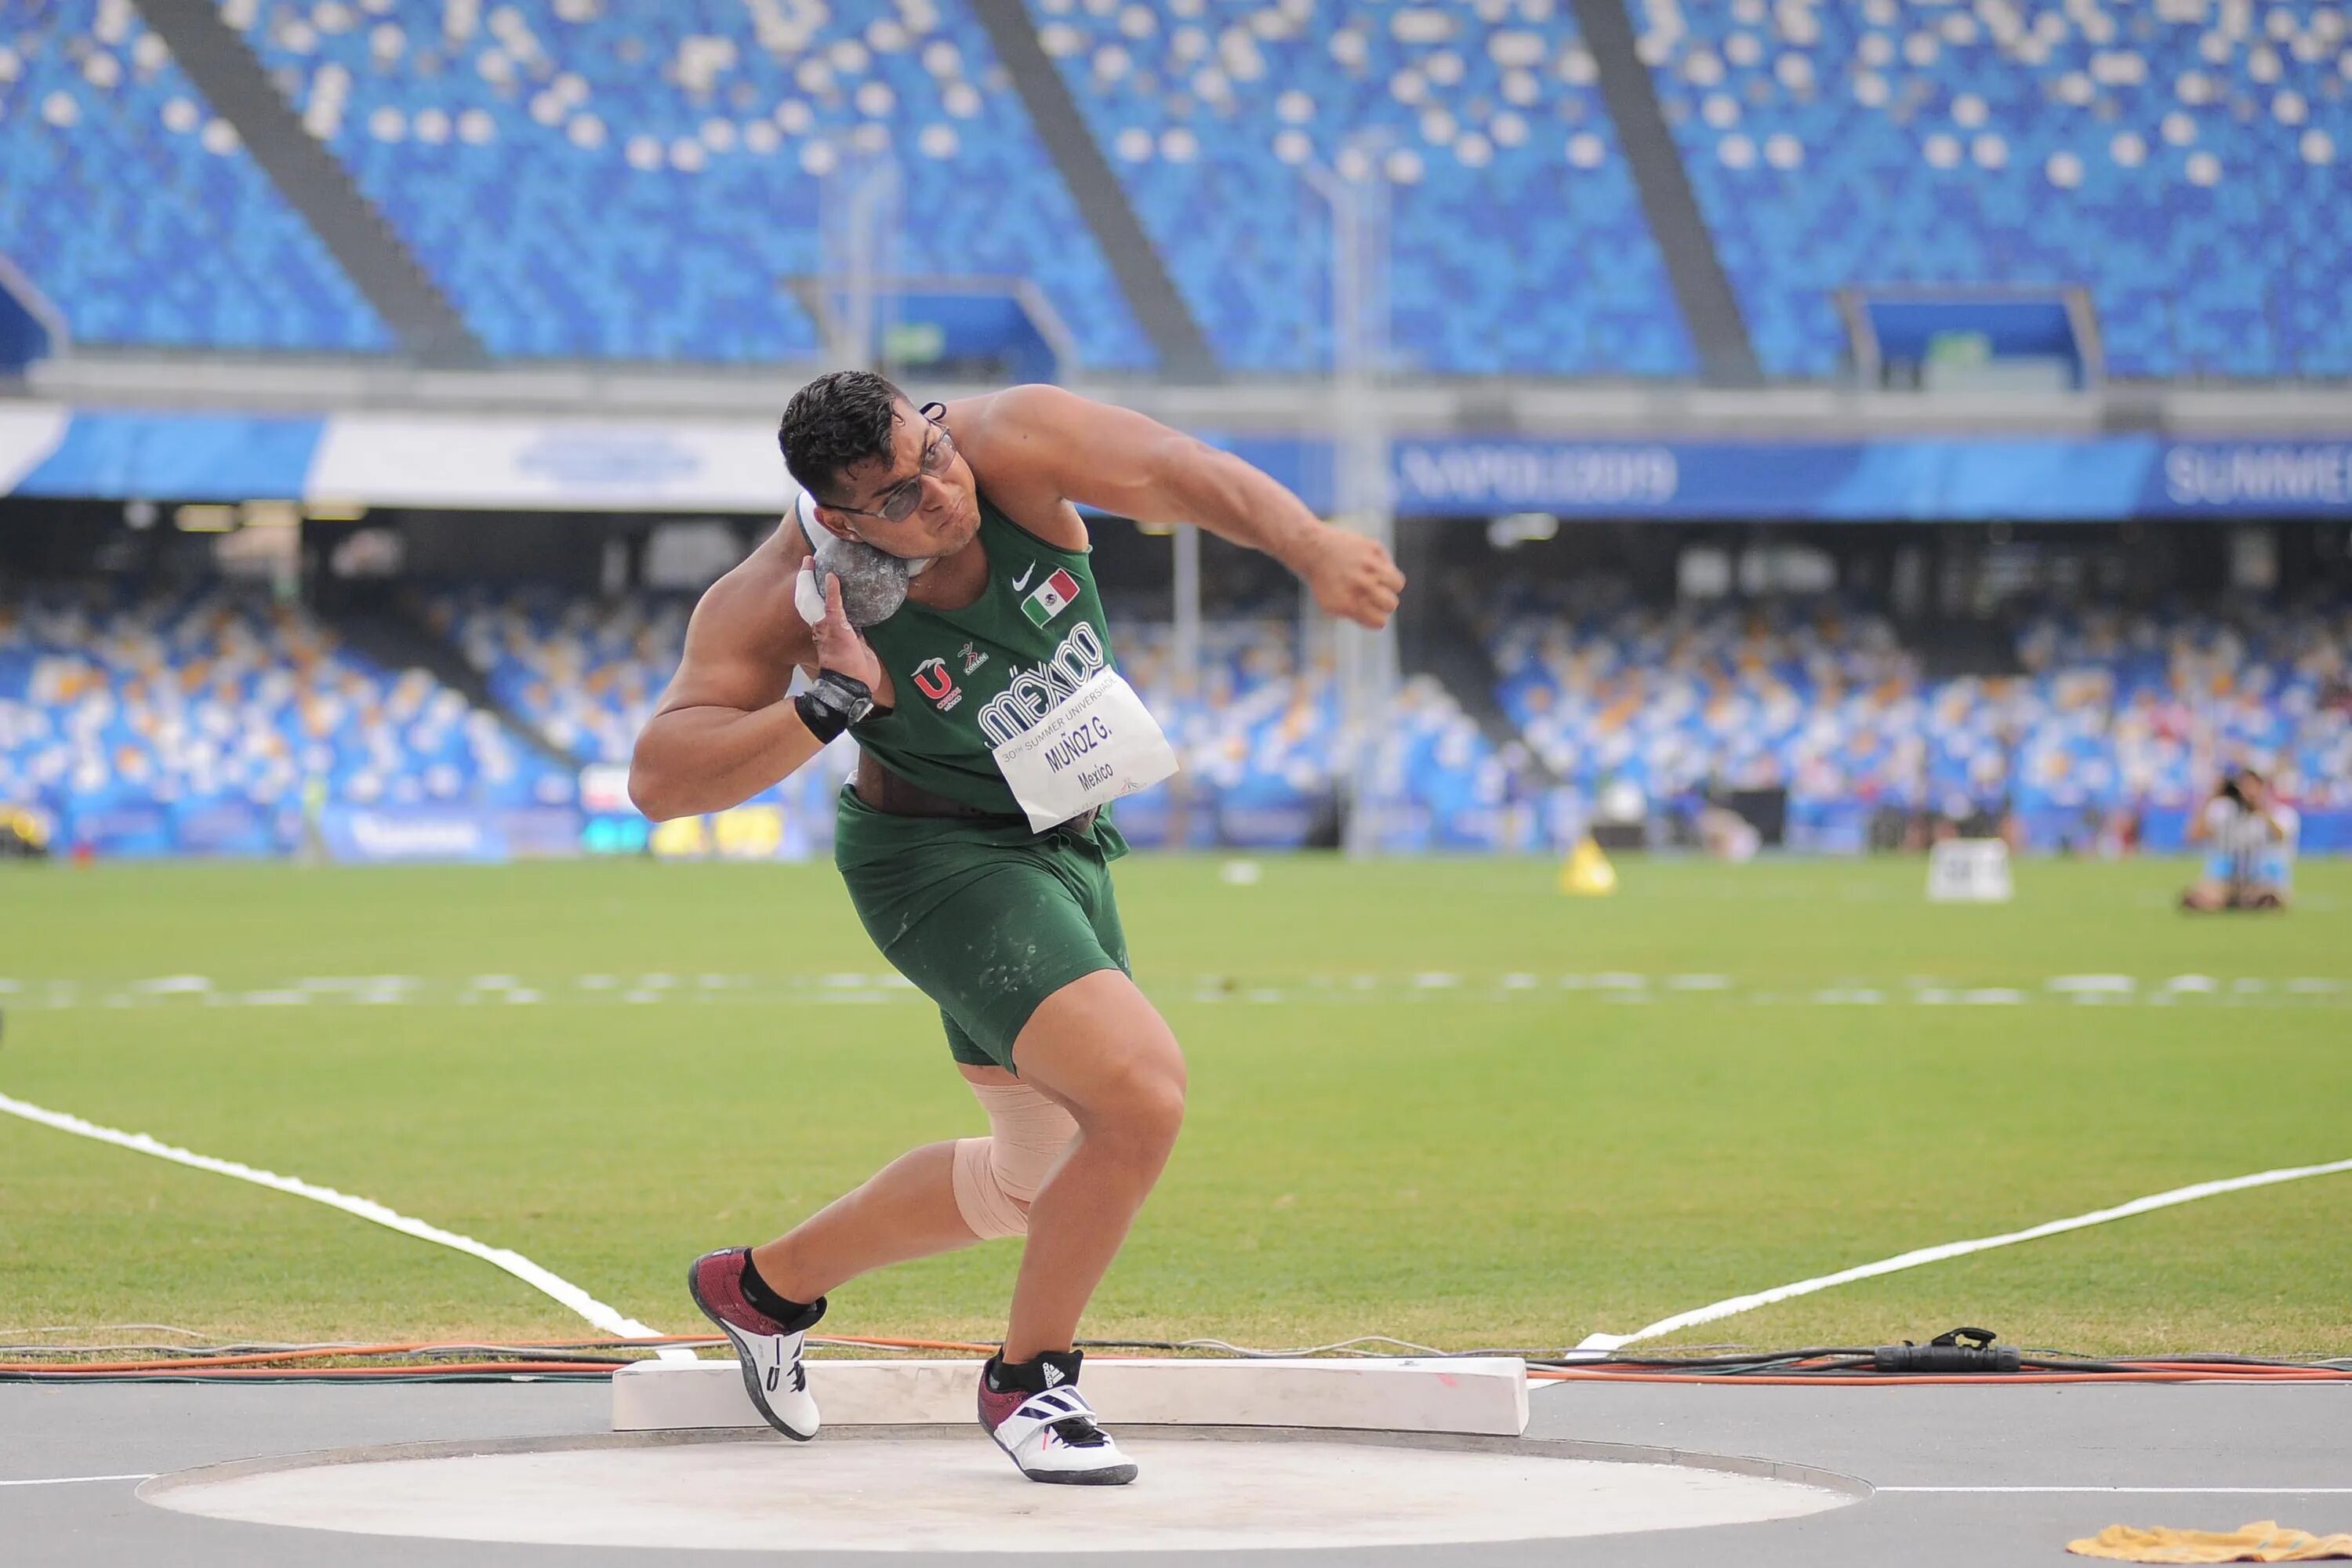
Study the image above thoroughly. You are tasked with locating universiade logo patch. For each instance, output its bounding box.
[911,657,961,711]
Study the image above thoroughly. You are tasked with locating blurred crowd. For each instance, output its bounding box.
[5,579,2347,855]
[1490,593,2352,854]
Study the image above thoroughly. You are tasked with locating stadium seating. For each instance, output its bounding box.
[2012,601,2352,847]
[16,0,2343,379]
[218,0,1686,374]
[1027,0,1693,375]
[1647,0,2352,377]
[0,583,568,855]
[8,574,2341,858]
[429,583,689,765]
[1489,593,2352,851]
[0,0,390,351]
[228,0,1151,365]
[425,583,1512,847]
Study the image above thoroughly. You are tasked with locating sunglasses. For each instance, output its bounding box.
[822,403,956,524]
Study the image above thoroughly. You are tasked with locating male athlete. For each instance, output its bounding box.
[630,372,1403,1484]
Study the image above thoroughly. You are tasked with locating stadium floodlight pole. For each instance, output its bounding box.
[1304,149,1399,859]
[818,147,902,372]
[1172,524,1202,706]
[1169,520,1203,847]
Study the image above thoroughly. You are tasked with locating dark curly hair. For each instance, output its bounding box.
[778,370,909,499]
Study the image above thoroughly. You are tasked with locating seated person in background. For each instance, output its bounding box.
[1697,801,1762,862]
[2181,770,2298,912]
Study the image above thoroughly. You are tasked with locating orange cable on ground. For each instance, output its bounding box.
[1527,1367,2352,1386]
[3,1362,628,1379]
[0,1334,996,1376]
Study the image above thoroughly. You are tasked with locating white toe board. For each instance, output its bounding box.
[612,1356,1529,1436]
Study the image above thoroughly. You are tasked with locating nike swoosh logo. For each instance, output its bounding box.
[1012,564,1036,591]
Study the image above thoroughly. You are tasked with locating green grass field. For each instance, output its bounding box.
[2,854,2347,1358]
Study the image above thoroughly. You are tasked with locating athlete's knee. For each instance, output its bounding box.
[951,1083,1077,1240]
[1096,1055,1185,1158]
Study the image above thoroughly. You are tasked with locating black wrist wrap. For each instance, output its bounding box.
[794,689,850,744]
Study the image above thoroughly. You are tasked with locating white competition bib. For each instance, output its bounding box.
[989,667,1178,832]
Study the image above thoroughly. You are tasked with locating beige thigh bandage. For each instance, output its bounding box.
[951,1082,1079,1240]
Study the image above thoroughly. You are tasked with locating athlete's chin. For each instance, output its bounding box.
[931,510,982,555]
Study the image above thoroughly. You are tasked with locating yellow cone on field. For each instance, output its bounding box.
[1559,836,1617,896]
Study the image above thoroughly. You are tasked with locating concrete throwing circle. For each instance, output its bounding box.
[142,1429,1864,1553]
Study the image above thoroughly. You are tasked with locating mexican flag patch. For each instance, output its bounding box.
[1021,567,1081,627]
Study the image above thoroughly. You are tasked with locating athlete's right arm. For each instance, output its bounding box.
[630,552,888,821]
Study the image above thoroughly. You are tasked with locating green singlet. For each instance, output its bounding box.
[834,492,1135,1072]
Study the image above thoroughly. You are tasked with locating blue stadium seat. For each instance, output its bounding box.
[0,0,389,350]
[230,0,1149,366]
[0,583,568,855]
[1489,592,2352,836]
[1647,0,2352,377]
[1026,0,1693,374]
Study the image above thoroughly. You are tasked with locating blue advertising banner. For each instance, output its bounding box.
[316,806,583,863]
[7,405,2351,523]
[17,411,324,500]
[2142,441,2352,516]
[169,800,288,857]
[62,798,175,857]
[1387,437,2155,519]
[1388,435,2352,520]
[319,807,509,863]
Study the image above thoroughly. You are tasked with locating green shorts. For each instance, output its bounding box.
[834,789,1131,1071]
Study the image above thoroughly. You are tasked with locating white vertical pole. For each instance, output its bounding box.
[1173,523,1201,703]
[821,150,901,371]
[1308,156,1398,858]
[1170,521,1203,847]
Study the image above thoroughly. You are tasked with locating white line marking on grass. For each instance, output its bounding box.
[1882,1495,2352,1504]
[0,1474,158,1489]
[2049,975,2133,994]
[132,976,211,995]
[0,1091,692,1363]
[1577,1156,2352,1352]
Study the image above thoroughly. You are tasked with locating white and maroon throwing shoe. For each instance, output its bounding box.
[686,1248,824,1441]
[978,1351,1138,1486]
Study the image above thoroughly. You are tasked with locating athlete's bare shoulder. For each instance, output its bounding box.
[947,385,1208,548]
[656,519,814,716]
[942,386,1101,551]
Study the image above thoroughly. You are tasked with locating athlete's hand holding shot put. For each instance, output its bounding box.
[631,375,1403,1484]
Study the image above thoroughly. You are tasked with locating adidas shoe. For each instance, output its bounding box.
[686,1248,824,1441]
[978,1351,1138,1486]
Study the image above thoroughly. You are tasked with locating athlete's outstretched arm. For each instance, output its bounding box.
[630,567,884,821]
[972,384,1405,629]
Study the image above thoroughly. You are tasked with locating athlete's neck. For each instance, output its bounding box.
[905,529,989,612]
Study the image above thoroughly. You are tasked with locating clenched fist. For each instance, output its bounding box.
[1301,526,1406,630]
